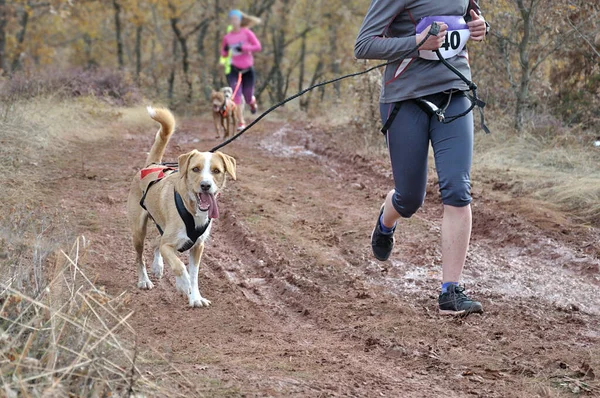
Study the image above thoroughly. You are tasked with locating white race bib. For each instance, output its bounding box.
[416,16,470,61]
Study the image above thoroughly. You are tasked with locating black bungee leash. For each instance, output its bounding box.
[210,21,488,153]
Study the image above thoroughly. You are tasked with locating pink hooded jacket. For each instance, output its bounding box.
[221,28,262,70]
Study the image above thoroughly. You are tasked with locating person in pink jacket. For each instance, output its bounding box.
[221,9,262,130]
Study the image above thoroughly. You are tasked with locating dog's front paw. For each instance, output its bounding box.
[175,274,191,296]
[189,288,211,307]
[189,296,211,308]
[138,279,154,290]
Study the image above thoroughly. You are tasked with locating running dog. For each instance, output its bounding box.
[211,87,237,139]
[221,86,233,99]
[127,107,237,307]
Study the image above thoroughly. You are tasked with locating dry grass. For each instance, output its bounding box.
[306,60,388,158]
[0,96,126,214]
[0,95,122,144]
[0,204,191,397]
[473,112,600,226]
[2,236,129,396]
[0,236,188,397]
[0,96,190,397]
[311,76,600,226]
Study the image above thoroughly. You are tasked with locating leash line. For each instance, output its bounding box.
[231,72,242,100]
[209,27,440,153]
[434,48,490,133]
[209,21,488,152]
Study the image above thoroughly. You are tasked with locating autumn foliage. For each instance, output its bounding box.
[0,0,598,131]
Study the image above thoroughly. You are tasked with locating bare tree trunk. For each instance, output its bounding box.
[196,21,209,55]
[169,3,212,102]
[248,0,276,18]
[170,13,192,101]
[197,21,212,100]
[493,0,580,131]
[298,30,306,93]
[212,0,222,88]
[150,37,160,97]
[168,36,178,103]
[259,1,310,104]
[83,33,96,68]
[329,23,340,97]
[256,65,277,99]
[0,0,9,73]
[135,25,142,80]
[265,0,293,103]
[10,6,29,71]
[299,59,324,111]
[514,0,533,132]
[270,25,285,102]
[112,0,124,69]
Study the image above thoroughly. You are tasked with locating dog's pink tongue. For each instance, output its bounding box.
[199,193,219,219]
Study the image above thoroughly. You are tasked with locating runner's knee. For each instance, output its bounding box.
[391,190,425,218]
[439,176,472,207]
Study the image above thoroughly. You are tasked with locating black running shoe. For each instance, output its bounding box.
[371,207,395,261]
[438,285,484,316]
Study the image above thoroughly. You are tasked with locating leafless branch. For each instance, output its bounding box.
[283,27,313,48]
[566,17,600,59]
[490,30,518,47]
[499,39,517,88]
[531,12,598,71]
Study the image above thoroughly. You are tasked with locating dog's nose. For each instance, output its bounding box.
[200,182,212,192]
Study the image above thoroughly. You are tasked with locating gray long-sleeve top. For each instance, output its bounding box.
[355,0,476,103]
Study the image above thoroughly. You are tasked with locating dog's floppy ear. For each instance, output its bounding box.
[215,151,237,180]
[178,151,195,176]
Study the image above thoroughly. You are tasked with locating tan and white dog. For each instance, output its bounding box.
[127,106,236,307]
[211,87,238,140]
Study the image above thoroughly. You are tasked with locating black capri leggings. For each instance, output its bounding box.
[380,92,474,218]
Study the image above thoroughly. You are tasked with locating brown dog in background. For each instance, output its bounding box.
[211,87,237,139]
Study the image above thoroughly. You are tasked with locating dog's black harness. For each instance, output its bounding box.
[139,165,212,253]
[173,189,211,252]
[139,167,176,235]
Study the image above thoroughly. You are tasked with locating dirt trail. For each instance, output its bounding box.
[43,114,599,397]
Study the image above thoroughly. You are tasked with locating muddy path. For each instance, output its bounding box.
[42,114,599,397]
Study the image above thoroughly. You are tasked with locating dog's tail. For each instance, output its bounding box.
[145,106,175,166]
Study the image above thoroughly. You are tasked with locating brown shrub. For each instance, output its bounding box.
[0,67,142,106]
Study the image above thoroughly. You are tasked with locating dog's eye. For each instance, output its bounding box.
[192,167,200,173]
[212,168,221,174]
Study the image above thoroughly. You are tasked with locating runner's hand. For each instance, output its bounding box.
[416,22,448,51]
[468,10,486,41]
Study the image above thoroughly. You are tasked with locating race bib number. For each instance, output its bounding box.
[230,42,243,56]
[416,16,470,61]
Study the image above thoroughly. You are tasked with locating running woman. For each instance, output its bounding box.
[221,9,262,131]
[355,0,489,316]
